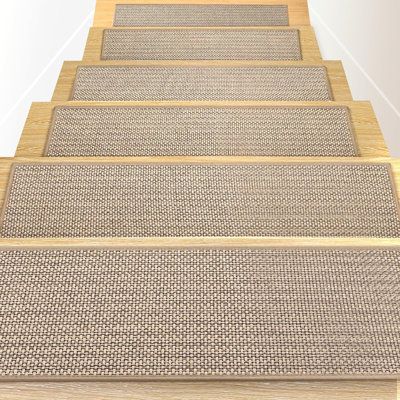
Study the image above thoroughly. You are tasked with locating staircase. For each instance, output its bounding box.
[0,1,399,399]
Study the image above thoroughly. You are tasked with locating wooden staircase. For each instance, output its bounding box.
[0,0,399,399]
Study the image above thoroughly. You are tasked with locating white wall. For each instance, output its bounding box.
[309,0,400,156]
[0,1,399,157]
[0,0,96,157]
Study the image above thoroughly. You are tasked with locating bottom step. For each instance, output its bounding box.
[0,246,399,381]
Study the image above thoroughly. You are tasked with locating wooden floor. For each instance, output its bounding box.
[52,60,352,102]
[93,0,311,27]
[83,26,322,62]
[17,101,387,157]
[1,0,399,398]
[0,380,397,400]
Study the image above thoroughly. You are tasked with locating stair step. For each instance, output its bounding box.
[114,4,290,27]
[94,1,311,27]
[0,245,398,380]
[72,65,332,102]
[55,61,350,102]
[83,27,321,62]
[17,101,388,158]
[1,158,399,239]
[43,105,359,157]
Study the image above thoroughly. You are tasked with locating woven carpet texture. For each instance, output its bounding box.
[1,163,399,238]
[46,106,357,157]
[71,66,333,101]
[0,247,399,379]
[101,29,302,61]
[114,4,289,27]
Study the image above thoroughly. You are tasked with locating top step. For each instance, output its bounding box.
[93,1,310,27]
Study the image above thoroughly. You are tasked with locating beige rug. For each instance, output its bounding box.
[0,247,399,380]
[101,29,301,61]
[71,66,333,101]
[46,106,357,157]
[1,163,399,238]
[114,4,289,27]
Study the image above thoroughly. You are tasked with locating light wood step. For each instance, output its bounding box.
[93,0,311,27]
[1,236,400,248]
[0,379,396,400]
[83,26,321,62]
[17,101,387,158]
[52,60,352,102]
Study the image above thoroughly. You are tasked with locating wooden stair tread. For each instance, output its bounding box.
[93,0,311,27]
[52,60,352,102]
[17,101,387,158]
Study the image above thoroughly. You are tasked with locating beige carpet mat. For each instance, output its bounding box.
[101,29,301,61]
[71,66,333,101]
[0,247,399,380]
[46,106,357,157]
[1,163,399,238]
[114,4,289,27]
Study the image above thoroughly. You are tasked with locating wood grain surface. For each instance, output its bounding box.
[0,380,397,400]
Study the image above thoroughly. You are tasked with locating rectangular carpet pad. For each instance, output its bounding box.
[71,66,333,101]
[114,4,289,27]
[0,247,399,380]
[46,106,357,157]
[101,29,302,61]
[1,163,400,238]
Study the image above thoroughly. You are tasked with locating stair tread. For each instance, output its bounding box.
[17,101,387,158]
[46,105,357,156]
[1,158,399,239]
[0,246,399,380]
[52,61,352,102]
[82,26,321,62]
[72,65,333,102]
[114,4,291,27]
[93,0,311,27]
